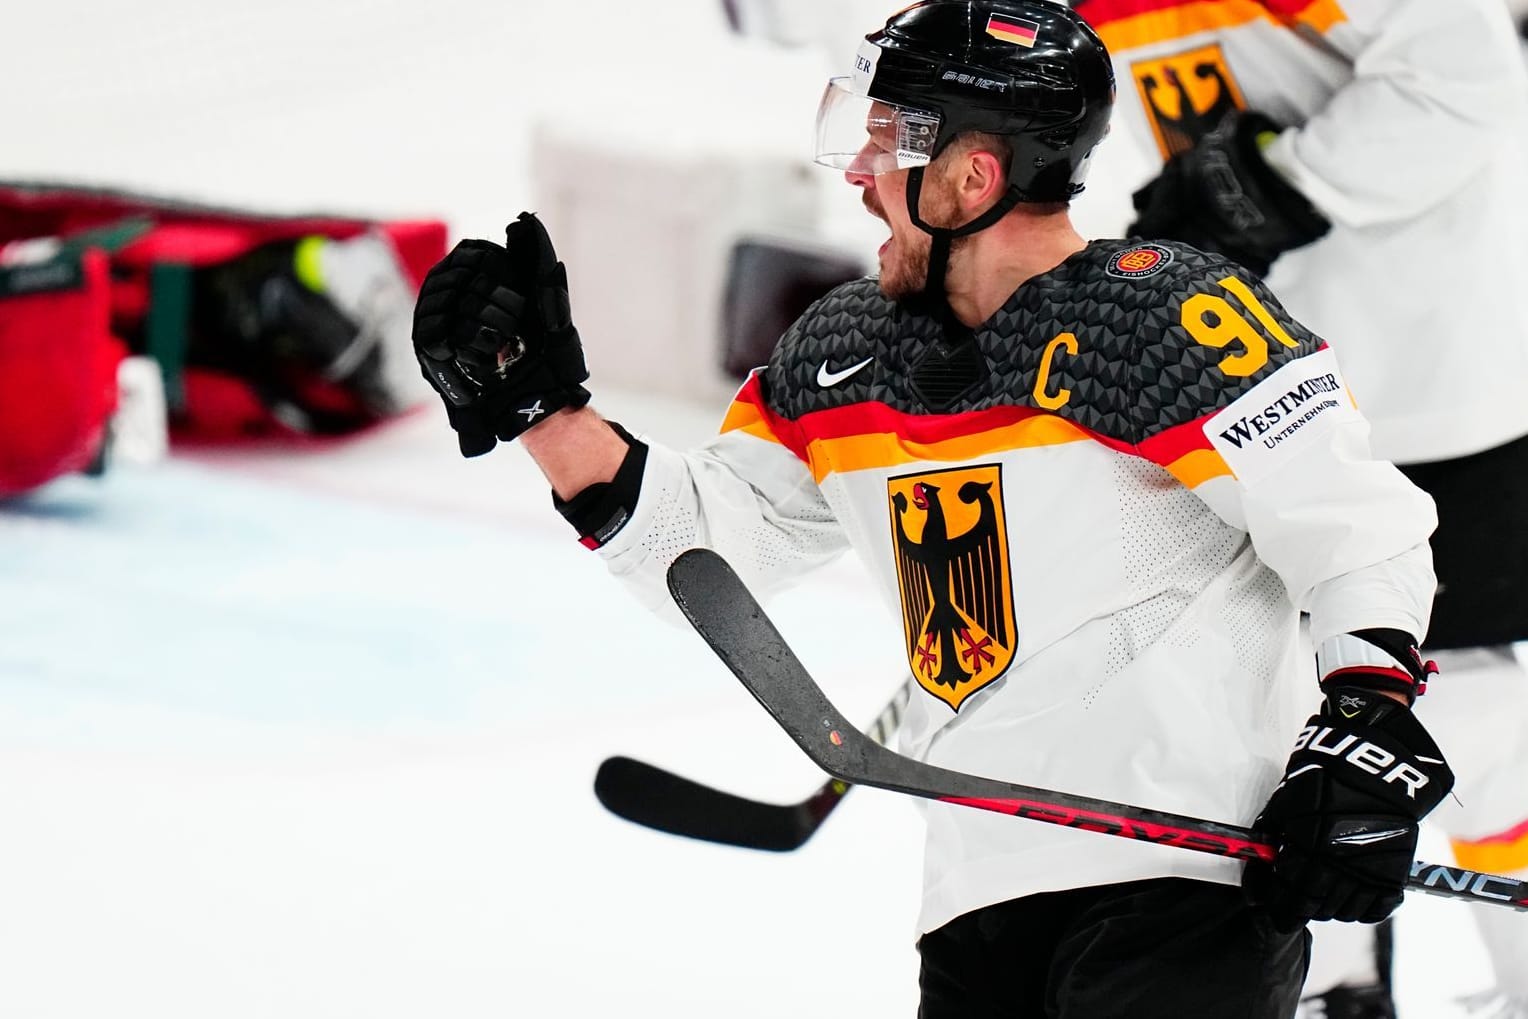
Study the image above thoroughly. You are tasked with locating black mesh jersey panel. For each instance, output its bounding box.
[759,238,1324,447]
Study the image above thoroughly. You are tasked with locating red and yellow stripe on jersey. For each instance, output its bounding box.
[1076,0,1347,51]
[719,373,1235,490]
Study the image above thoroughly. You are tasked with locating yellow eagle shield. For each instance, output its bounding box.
[888,465,1017,711]
[1129,43,1247,158]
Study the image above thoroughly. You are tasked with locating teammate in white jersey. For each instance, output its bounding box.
[1066,0,1528,1014]
[412,3,1457,1014]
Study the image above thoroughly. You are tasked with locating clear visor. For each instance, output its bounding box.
[813,77,941,176]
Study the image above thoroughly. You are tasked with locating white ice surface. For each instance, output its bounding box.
[0,1,1509,1014]
[0,392,924,1019]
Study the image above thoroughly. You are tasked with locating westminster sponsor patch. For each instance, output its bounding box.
[889,464,1016,711]
[1107,244,1174,279]
[852,40,880,92]
[1205,348,1360,484]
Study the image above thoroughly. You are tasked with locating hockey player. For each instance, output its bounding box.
[413,3,1457,1014]
[1065,0,1528,1013]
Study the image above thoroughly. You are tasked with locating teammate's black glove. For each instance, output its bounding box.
[1129,110,1330,278]
[412,212,589,457]
[1244,683,1453,931]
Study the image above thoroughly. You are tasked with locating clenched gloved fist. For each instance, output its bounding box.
[1244,686,1453,932]
[1129,110,1330,278]
[412,212,589,457]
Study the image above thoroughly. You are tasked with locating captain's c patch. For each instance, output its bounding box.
[889,464,1017,711]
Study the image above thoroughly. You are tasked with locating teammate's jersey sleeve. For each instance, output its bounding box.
[594,370,849,619]
[1261,0,1527,228]
[1128,259,1438,643]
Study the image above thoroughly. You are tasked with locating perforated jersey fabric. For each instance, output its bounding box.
[596,235,1436,934]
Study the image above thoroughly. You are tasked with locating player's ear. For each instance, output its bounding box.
[953,145,1007,214]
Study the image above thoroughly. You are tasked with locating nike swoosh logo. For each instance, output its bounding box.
[817,356,874,388]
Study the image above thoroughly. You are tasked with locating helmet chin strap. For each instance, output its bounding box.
[903,166,1024,327]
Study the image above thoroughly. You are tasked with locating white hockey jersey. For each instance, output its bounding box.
[596,238,1436,935]
[1072,0,1528,464]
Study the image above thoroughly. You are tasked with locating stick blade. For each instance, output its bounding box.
[593,756,817,852]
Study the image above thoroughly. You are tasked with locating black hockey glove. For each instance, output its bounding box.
[1244,674,1453,932]
[412,212,589,457]
[1129,111,1330,278]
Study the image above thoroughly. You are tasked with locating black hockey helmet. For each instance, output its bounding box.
[815,0,1115,203]
[816,1,1115,314]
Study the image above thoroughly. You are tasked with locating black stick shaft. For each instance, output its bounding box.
[667,548,1528,913]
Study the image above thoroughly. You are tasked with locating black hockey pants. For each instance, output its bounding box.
[916,877,1310,1019]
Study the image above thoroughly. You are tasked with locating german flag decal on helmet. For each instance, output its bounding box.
[986,14,1041,47]
[889,464,1017,711]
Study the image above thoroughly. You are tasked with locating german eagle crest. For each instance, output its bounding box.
[889,464,1017,711]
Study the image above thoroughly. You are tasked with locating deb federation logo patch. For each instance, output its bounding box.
[986,14,1040,47]
[1107,244,1175,279]
[888,464,1017,712]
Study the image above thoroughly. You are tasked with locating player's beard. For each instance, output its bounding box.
[877,180,966,302]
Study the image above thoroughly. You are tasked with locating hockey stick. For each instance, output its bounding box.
[665,547,1528,913]
[594,681,910,851]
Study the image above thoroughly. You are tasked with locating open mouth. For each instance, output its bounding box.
[863,197,892,257]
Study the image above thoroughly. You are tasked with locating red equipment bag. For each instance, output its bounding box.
[0,181,447,454]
